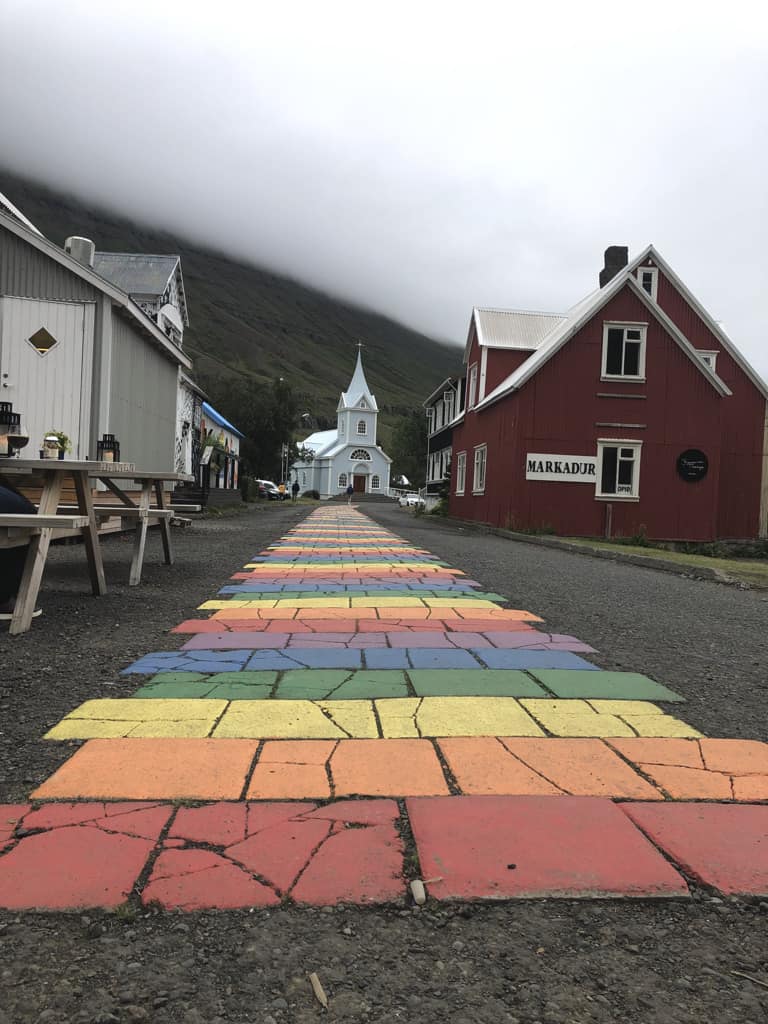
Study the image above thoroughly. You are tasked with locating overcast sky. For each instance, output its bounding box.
[1,1,766,376]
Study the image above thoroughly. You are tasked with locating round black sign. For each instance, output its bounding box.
[677,449,708,482]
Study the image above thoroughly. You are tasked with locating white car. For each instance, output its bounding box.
[398,492,425,508]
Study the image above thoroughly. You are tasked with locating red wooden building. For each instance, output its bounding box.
[448,246,768,541]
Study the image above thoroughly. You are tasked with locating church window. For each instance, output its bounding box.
[371,474,380,489]
[357,419,367,435]
[339,420,345,436]
[338,472,347,488]
[350,449,371,461]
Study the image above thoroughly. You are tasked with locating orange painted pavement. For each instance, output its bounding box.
[32,739,259,801]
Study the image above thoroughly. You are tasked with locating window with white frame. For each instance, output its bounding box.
[339,420,345,436]
[698,350,719,372]
[472,445,487,493]
[357,419,367,435]
[637,267,658,301]
[426,407,434,433]
[602,323,647,380]
[455,451,466,494]
[371,474,380,489]
[443,391,454,421]
[467,364,478,409]
[338,472,347,488]
[349,449,371,460]
[597,440,642,498]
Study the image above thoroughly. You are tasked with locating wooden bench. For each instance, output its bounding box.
[0,514,90,530]
[58,505,175,521]
[0,513,93,635]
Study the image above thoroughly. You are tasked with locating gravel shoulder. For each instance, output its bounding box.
[1,501,767,1024]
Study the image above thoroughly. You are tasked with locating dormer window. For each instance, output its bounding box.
[602,323,647,380]
[357,419,367,435]
[637,266,658,301]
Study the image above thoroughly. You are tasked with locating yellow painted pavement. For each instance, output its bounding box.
[45,697,699,740]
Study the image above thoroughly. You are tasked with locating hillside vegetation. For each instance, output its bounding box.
[0,173,461,440]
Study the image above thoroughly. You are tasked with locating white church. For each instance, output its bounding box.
[291,349,392,499]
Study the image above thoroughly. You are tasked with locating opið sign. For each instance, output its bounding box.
[525,454,597,483]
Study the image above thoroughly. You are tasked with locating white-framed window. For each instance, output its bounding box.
[302,472,307,485]
[455,451,466,494]
[371,474,380,489]
[472,445,486,494]
[349,449,371,461]
[443,391,454,421]
[426,407,434,433]
[338,472,347,488]
[637,266,658,301]
[339,420,345,436]
[602,323,647,380]
[467,364,478,409]
[698,350,719,372]
[28,326,59,355]
[596,439,642,499]
[357,419,367,435]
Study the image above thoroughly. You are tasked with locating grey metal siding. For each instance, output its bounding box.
[109,311,178,471]
[0,229,98,301]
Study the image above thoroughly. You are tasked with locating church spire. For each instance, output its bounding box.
[340,346,378,411]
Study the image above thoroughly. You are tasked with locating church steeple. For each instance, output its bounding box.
[340,346,378,412]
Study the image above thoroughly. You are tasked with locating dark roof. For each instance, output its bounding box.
[93,252,179,296]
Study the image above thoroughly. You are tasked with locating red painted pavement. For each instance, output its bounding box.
[623,802,768,895]
[142,799,404,909]
[407,795,689,900]
[0,801,172,910]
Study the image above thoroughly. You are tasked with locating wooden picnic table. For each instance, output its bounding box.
[0,460,192,635]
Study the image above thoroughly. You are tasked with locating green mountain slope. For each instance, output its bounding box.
[0,173,462,435]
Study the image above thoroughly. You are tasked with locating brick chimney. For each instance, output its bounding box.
[599,245,628,287]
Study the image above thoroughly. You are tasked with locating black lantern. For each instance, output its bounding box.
[97,433,121,463]
[0,403,28,458]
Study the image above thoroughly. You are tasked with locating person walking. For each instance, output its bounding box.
[0,478,40,620]
[346,483,354,505]
[291,480,300,502]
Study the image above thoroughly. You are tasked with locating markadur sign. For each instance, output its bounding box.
[525,454,597,483]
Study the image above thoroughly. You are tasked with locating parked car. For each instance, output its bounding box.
[255,479,281,500]
[398,492,425,508]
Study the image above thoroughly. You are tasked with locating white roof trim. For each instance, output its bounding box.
[476,273,731,411]
[423,376,457,406]
[0,210,191,369]
[627,245,768,400]
[0,191,43,235]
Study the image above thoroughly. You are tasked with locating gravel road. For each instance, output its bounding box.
[1,502,766,1024]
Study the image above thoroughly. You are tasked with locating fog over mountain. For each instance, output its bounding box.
[1,0,766,375]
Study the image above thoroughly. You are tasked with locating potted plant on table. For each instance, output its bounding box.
[41,430,72,460]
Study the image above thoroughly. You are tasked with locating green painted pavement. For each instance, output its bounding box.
[408,669,546,698]
[271,669,410,699]
[132,668,684,703]
[216,590,508,602]
[527,670,685,702]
